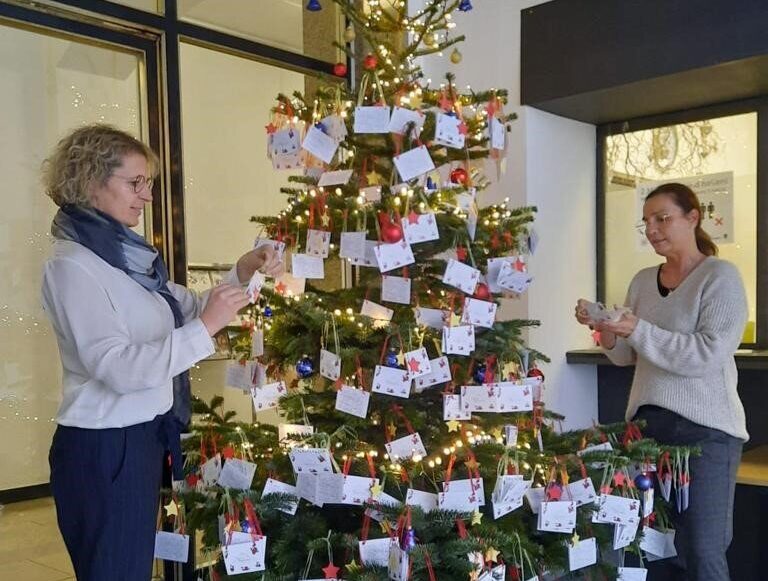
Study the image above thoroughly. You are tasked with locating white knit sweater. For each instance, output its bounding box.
[603,257,749,441]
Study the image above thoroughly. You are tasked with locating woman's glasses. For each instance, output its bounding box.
[113,174,154,193]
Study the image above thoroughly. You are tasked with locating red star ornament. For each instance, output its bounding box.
[407,357,421,373]
[322,562,340,578]
[265,122,277,134]
[513,257,526,272]
[439,93,453,111]
[613,472,627,487]
[458,121,468,135]
[274,281,287,295]
[407,210,420,224]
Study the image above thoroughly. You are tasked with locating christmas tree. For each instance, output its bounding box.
[163,2,694,579]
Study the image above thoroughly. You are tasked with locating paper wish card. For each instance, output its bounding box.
[381,275,411,305]
[393,145,435,182]
[525,486,546,514]
[497,262,533,294]
[301,124,339,164]
[442,259,481,294]
[262,478,299,515]
[335,385,370,419]
[384,432,427,460]
[371,365,411,398]
[289,447,333,474]
[154,531,190,563]
[461,297,498,328]
[414,306,448,329]
[348,240,379,268]
[292,253,325,279]
[358,538,392,567]
[222,536,266,574]
[254,238,286,260]
[365,491,402,523]
[354,105,391,133]
[442,325,475,355]
[594,494,640,525]
[341,475,379,505]
[251,329,264,358]
[405,488,439,512]
[320,114,347,142]
[478,565,506,581]
[226,361,261,391]
[504,425,518,447]
[434,112,466,149]
[374,240,415,273]
[278,423,314,442]
[201,453,222,487]
[640,527,677,559]
[388,543,410,581]
[568,537,597,571]
[404,347,432,379]
[251,380,287,412]
[360,299,394,322]
[387,106,425,136]
[414,356,451,392]
[443,478,485,506]
[613,522,639,550]
[567,478,598,507]
[617,568,648,581]
[360,185,382,203]
[296,472,323,506]
[319,349,341,381]
[306,229,331,258]
[339,231,367,260]
[443,393,471,420]
[269,127,300,156]
[461,385,499,413]
[218,458,257,490]
[246,271,265,304]
[485,257,516,293]
[490,117,506,150]
[537,500,577,533]
[494,382,534,412]
[317,169,354,187]
[402,211,439,244]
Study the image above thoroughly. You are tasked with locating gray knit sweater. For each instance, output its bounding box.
[603,257,749,441]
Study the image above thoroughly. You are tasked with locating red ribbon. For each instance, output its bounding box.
[360,513,371,542]
[391,404,415,434]
[455,517,468,539]
[243,498,263,540]
[366,453,377,479]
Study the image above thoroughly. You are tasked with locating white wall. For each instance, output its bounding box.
[416,0,599,429]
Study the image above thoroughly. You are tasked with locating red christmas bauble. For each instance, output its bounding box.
[474,282,491,300]
[381,221,403,243]
[186,474,199,487]
[333,62,348,77]
[450,167,468,184]
[527,366,545,381]
[222,445,236,459]
[363,53,378,70]
[456,245,468,261]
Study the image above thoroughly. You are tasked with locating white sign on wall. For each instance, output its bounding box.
[635,171,734,250]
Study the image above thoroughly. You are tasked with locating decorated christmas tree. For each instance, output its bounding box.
[160,2,694,580]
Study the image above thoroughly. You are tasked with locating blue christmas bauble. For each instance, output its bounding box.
[385,349,400,368]
[306,0,322,11]
[473,363,487,384]
[425,176,436,191]
[458,0,473,11]
[263,306,273,317]
[240,520,250,533]
[315,121,327,133]
[634,473,653,491]
[401,526,416,552]
[296,356,315,378]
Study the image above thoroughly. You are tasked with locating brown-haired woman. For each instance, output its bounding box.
[575,183,747,580]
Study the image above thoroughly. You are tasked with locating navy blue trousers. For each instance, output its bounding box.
[49,416,165,581]
[634,405,742,581]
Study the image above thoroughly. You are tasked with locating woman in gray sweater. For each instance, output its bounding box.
[575,182,747,581]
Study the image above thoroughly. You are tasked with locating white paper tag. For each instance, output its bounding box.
[613,522,639,550]
[374,240,415,273]
[200,454,222,487]
[490,117,506,150]
[359,185,382,203]
[568,537,597,571]
[640,527,677,559]
[388,543,409,581]
[381,275,411,304]
[404,347,432,379]
[385,433,427,460]
[525,486,546,514]
[414,306,447,329]
[443,393,471,420]
[442,325,475,355]
[292,253,325,279]
[251,329,264,358]
[354,106,391,133]
[393,145,436,182]
[335,385,370,418]
[537,500,576,533]
[402,211,439,244]
[218,458,257,490]
[306,229,331,258]
[222,536,266,573]
[269,128,300,157]
[617,567,648,581]
[593,493,640,525]
[341,475,379,505]
[289,447,333,474]
[387,106,425,136]
[414,356,451,392]
[348,240,378,268]
[497,261,533,294]
[486,256,516,293]
[262,478,299,515]
[461,297,498,328]
[278,423,314,442]
[301,125,339,164]
[405,488,439,512]
[251,380,287,412]
[154,531,189,563]
[434,112,466,149]
[320,349,341,381]
[567,478,598,507]
[340,231,367,259]
[317,169,354,186]
[359,538,392,567]
[226,361,261,391]
[361,299,394,322]
[504,425,518,447]
[371,365,411,398]
[442,259,481,294]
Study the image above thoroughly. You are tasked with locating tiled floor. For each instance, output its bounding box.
[0,498,168,580]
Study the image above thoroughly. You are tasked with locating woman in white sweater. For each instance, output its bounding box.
[42,124,282,580]
[575,183,747,581]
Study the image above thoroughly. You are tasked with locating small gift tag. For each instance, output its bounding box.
[317,169,354,187]
[381,275,411,304]
[320,113,347,142]
[442,259,481,294]
[442,325,475,355]
[361,299,394,322]
[618,567,648,581]
[222,536,266,574]
[348,239,379,268]
[317,473,346,504]
[537,500,576,533]
[360,185,382,203]
[359,538,392,567]
[567,478,598,507]
[365,491,402,522]
[226,361,261,391]
[478,565,506,581]
[485,256,516,293]
[393,144,436,182]
[320,349,341,381]
[434,112,466,149]
[414,356,451,392]
[613,522,639,550]
[443,393,471,420]
[374,240,415,273]
[640,527,677,559]
[577,441,614,468]
[372,365,411,398]
[292,254,325,279]
[404,347,432,379]
[306,229,331,258]
[497,262,533,294]
[335,385,370,418]
[269,127,300,156]
[388,106,425,135]
[245,271,265,303]
[525,486,546,514]
[251,328,264,358]
[568,537,597,571]
[494,382,534,412]
[593,494,640,525]
[405,488,439,512]
[489,117,506,150]
[504,425,518,447]
[354,106,391,133]
[262,478,299,515]
[388,543,409,581]
[296,472,322,506]
[461,385,499,412]
[154,531,190,563]
[461,297,498,328]
[201,454,222,487]
[443,478,484,506]
[385,432,427,460]
[254,237,286,259]
[302,124,339,164]
[340,231,367,259]
[252,380,287,411]
[402,211,439,244]
[218,458,257,490]
[492,476,530,519]
[341,475,379,505]
[289,447,333,474]
[271,150,301,170]
[466,203,478,241]
[440,477,484,510]
[414,306,448,329]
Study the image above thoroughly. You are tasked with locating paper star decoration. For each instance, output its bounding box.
[490,428,503,440]
[458,121,468,135]
[265,122,277,134]
[396,350,406,366]
[446,420,462,432]
[571,533,580,546]
[471,508,483,525]
[366,169,384,185]
[320,213,331,227]
[369,482,383,498]
[485,547,500,562]
[164,500,179,517]
[322,562,340,579]
[502,361,518,379]
[449,312,462,327]
[464,457,480,472]
[407,357,422,373]
[407,210,420,224]
[274,281,287,295]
